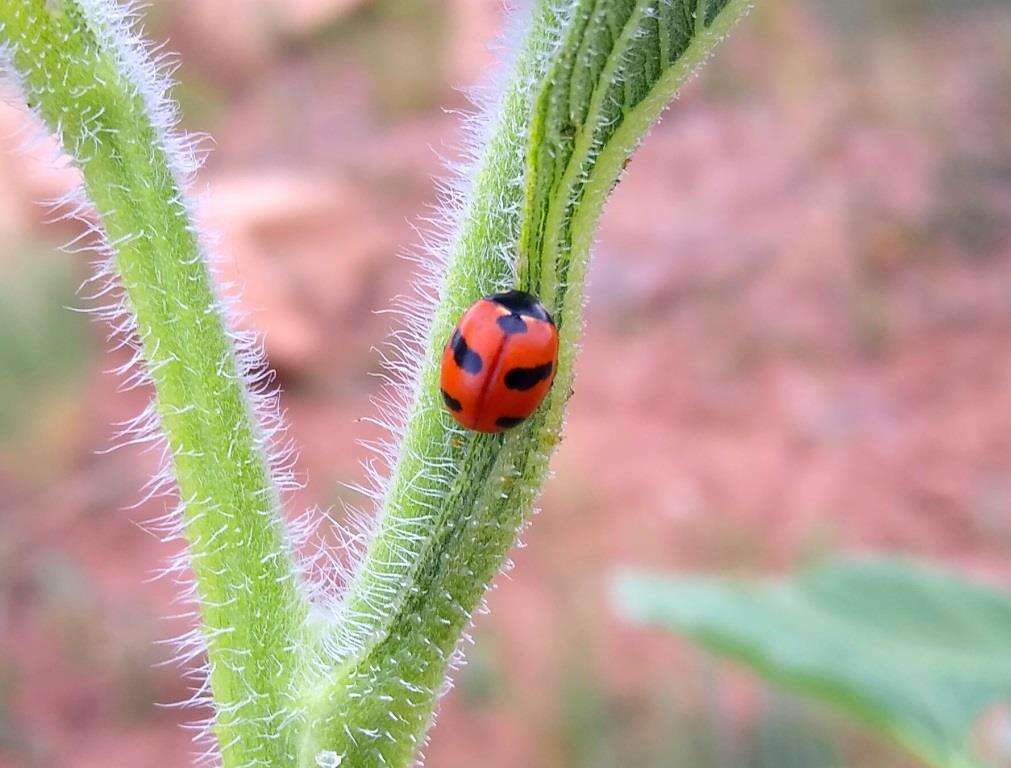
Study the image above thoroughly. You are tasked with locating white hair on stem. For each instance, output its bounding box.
[0,0,308,763]
[0,0,595,763]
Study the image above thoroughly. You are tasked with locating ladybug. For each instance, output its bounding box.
[440,290,559,433]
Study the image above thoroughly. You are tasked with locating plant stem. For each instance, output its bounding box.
[304,1,752,765]
[1,1,752,766]
[0,3,308,765]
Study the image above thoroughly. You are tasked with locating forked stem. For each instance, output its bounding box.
[0,1,751,766]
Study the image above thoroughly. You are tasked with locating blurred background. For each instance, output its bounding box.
[1,0,1009,766]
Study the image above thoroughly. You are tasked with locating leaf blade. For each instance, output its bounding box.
[614,559,1011,768]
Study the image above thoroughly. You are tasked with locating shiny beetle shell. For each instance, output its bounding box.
[439,290,559,433]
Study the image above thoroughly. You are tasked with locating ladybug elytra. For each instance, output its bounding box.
[439,290,559,433]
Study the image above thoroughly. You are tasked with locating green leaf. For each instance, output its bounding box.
[614,559,1011,768]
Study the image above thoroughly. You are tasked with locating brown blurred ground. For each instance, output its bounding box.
[0,1,1009,766]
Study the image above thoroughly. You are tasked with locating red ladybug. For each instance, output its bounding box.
[440,290,559,433]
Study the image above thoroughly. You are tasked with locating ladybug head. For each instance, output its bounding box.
[485,290,553,324]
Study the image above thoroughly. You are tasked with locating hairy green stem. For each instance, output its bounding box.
[305,0,752,764]
[0,3,308,765]
[1,0,751,765]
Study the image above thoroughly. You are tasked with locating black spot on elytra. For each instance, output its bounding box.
[496,314,528,335]
[451,329,483,375]
[504,361,553,391]
[486,290,553,324]
[441,389,462,412]
[495,416,526,429]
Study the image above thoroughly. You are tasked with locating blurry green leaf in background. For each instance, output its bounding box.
[614,559,1011,768]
